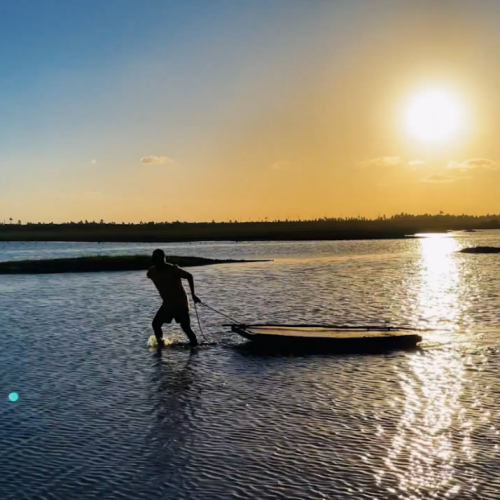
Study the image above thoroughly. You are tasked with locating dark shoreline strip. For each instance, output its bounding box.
[459,246,500,254]
[0,255,271,275]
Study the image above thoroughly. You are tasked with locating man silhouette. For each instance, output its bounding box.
[147,249,201,347]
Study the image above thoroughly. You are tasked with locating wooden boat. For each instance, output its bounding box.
[229,324,423,353]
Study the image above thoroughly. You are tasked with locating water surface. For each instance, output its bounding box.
[1,233,500,499]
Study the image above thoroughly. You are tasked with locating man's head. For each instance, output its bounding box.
[152,249,165,266]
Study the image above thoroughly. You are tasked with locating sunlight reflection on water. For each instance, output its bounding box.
[416,235,462,331]
[378,235,495,499]
[382,350,467,499]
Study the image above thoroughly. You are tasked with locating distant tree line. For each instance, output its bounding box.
[1,213,499,242]
[2,212,500,227]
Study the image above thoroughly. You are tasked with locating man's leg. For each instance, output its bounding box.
[179,314,198,347]
[152,306,166,347]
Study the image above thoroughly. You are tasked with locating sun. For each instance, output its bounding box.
[405,89,465,144]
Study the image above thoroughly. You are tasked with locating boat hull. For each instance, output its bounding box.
[231,325,422,353]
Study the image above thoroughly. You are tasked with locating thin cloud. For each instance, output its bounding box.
[447,158,498,170]
[358,156,401,168]
[271,160,291,170]
[422,174,457,183]
[409,159,426,166]
[140,155,175,165]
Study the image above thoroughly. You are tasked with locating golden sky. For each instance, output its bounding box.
[1,0,500,223]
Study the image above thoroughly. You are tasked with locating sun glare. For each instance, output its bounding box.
[405,89,465,144]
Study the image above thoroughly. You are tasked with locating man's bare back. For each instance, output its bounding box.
[147,249,201,348]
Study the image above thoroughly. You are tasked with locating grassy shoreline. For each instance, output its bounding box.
[0,255,271,274]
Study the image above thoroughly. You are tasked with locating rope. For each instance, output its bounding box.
[200,302,242,325]
[194,303,211,344]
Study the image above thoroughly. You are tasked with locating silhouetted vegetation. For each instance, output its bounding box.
[459,246,500,254]
[0,255,270,274]
[1,213,499,242]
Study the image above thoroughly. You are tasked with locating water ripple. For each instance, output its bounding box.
[1,234,500,499]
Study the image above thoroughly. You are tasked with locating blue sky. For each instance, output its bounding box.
[1,0,500,222]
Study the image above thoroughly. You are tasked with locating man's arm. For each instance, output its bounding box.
[177,268,201,303]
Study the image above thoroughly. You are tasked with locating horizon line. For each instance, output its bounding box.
[2,212,500,226]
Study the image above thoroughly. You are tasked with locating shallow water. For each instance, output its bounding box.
[1,233,500,499]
